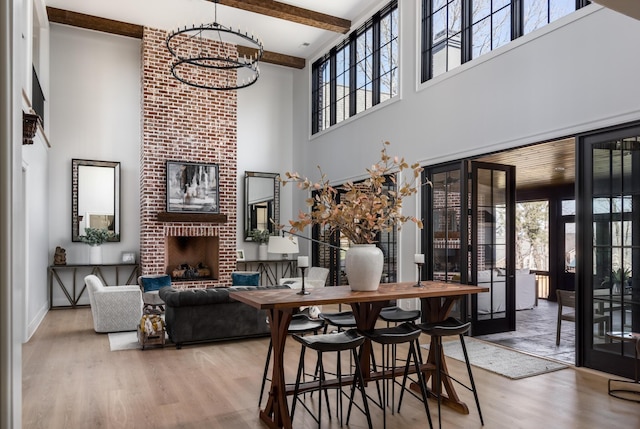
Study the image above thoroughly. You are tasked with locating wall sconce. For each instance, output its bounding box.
[23,112,40,145]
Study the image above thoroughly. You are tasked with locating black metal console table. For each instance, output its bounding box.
[48,263,140,309]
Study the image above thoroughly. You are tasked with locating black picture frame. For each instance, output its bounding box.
[166,161,219,214]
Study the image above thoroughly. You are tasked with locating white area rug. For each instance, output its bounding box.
[422,337,569,380]
[108,331,140,351]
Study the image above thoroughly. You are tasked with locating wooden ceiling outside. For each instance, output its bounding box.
[46,0,354,70]
[475,138,576,191]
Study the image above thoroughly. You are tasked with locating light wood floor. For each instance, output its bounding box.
[23,308,640,429]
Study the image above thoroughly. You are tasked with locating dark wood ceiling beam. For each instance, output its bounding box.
[216,0,351,33]
[46,7,305,70]
[47,7,143,39]
[237,46,304,69]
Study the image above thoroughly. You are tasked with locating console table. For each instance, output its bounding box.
[48,263,140,309]
[235,259,297,286]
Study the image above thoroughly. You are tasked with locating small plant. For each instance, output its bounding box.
[250,229,271,244]
[80,227,114,246]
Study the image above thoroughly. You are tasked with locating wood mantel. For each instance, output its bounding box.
[156,212,228,223]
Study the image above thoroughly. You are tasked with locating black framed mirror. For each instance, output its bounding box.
[72,159,121,242]
[244,171,279,240]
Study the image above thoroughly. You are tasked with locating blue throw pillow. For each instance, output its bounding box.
[142,275,171,292]
[231,272,260,286]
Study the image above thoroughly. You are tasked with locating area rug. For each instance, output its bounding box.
[422,337,569,380]
[108,331,140,351]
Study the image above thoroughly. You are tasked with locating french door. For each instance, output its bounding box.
[579,124,640,376]
[424,161,516,335]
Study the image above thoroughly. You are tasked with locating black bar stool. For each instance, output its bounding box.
[319,311,357,333]
[258,314,325,406]
[417,317,484,428]
[358,322,433,429]
[379,306,421,326]
[291,329,373,429]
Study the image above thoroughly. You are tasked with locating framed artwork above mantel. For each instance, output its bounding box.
[166,161,219,214]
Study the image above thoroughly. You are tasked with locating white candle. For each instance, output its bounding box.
[414,253,425,264]
[297,256,309,268]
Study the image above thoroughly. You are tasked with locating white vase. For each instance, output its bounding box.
[258,243,268,260]
[346,244,384,291]
[89,245,103,265]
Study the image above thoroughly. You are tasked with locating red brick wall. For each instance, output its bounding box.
[140,27,237,288]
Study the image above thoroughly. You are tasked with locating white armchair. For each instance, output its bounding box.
[278,267,329,290]
[85,274,143,333]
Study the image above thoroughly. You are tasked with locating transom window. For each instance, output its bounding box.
[421,0,586,81]
[312,1,398,135]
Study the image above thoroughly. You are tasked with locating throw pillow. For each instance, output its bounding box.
[141,275,171,292]
[231,272,260,286]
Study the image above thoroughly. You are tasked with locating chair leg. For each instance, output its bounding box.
[346,347,373,429]
[258,338,273,406]
[407,340,433,429]
[291,345,307,422]
[434,336,442,429]
[459,334,483,426]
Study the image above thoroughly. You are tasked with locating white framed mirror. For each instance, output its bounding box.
[72,159,121,242]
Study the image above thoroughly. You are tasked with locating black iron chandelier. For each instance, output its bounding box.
[166,0,263,91]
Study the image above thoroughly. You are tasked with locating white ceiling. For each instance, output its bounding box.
[45,0,377,60]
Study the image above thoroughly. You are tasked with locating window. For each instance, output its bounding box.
[421,0,585,82]
[314,176,399,285]
[312,1,398,134]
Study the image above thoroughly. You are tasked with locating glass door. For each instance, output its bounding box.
[469,161,516,335]
[423,161,515,334]
[579,125,640,376]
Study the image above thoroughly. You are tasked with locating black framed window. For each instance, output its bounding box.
[312,1,398,134]
[421,0,587,82]
[313,175,399,285]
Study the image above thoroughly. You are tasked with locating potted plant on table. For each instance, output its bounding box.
[80,227,115,264]
[280,141,429,291]
[250,229,271,260]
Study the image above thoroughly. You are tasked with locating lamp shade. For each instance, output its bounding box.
[267,236,299,255]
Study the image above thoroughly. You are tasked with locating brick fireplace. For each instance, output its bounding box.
[140,28,237,288]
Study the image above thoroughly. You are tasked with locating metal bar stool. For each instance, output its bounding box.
[379,306,421,326]
[258,313,325,406]
[357,322,433,429]
[417,317,484,429]
[291,329,373,429]
[320,311,357,333]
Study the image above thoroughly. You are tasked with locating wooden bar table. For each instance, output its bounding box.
[230,281,488,429]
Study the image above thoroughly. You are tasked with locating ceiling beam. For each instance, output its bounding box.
[47,7,143,38]
[46,7,305,70]
[215,0,351,34]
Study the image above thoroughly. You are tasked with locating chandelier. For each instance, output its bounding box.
[166,0,263,91]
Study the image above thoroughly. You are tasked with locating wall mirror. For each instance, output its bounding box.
[244,171,279,240]
[72,159,121,242]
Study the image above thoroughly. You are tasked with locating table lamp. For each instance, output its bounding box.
[267,235,299,260]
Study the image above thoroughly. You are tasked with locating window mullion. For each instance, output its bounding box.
[373,13,381,106]
[329,49,337,126]
[462,0,472,64]
[349,35,357,117]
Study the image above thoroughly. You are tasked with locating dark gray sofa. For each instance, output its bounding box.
[159,285,289,349]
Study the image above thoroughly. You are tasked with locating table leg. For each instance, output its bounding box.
[350,301,388,380]
[414,296,470,414]
[260,308,294,429]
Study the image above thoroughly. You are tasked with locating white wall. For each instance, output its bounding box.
[48,25,141,305]
[237,64,295,260]
[291,5,640,282]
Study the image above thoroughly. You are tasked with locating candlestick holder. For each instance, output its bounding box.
[414,262,424,288]
[297,266,310,295]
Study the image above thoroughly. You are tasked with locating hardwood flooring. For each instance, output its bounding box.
[23,308,640,429]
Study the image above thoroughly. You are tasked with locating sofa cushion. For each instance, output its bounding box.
[141,274,171,292]
[231,272,260,286]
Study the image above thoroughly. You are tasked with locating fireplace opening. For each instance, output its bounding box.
[165,236,219,282]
